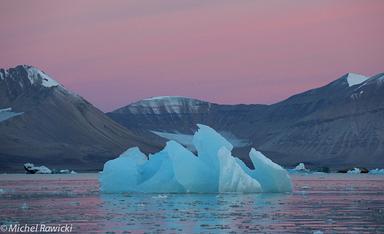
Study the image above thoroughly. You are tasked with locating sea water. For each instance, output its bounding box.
[0,173,383,233]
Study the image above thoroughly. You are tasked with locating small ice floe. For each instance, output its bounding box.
[69,201,81,206]
[300,185,311,190]
[21,202,29,210]
[24,163,52,174]
[0,188,5,194]
[339,167,368,173]
[369,168,384,175]
[24,163,77,174]
[313,230,323,234]
[347,168,361,174]
[326,218,335,224]
[152,194,168,199]
[59,169,70,174]
[288,163,310,173]
[58,169,77,174]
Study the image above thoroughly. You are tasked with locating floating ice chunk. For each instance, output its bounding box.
[24,163,52,174]
[58,169,77,174]
[100,124,292,193]
[288,163,310,173]
[21,202,29,210]
[369,168,384,174]
[294,163,307,171]
[152,194,168,199]
[347,168,361,174]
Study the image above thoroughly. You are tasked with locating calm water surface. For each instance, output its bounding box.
[0,173,383,233]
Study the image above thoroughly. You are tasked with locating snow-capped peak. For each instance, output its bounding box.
[22,65,61,88]
[346,73,368,87]
[119,96,210,115]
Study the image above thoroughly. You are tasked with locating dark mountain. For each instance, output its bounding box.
[0,65,159,172]
[108,73,384,170]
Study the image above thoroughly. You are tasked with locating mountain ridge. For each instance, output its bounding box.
[0,65,160,172]
[108,71,384,170]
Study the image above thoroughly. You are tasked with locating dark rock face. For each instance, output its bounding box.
[0,65,160,172]
[108,73,384,170]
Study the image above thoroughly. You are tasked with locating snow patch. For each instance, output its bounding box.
[346,73,368,87]
[143,96,189,101]
[128,96,209,115]
[0,107,23,123]
[24,66,61,88]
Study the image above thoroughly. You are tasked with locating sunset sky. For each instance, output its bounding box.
[0,0,383,111]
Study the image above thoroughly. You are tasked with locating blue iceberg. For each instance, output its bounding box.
[100,124,292,193]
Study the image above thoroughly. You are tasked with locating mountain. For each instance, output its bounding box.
[0,65,159,172]
[108,72,384,170]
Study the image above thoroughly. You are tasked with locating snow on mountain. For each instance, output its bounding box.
[0,65,62,90]
[143,96,187,101]
[346,73,368,87]
[0,107,23,123]
[120,96,211,115]
[24,65,61,88]
[0,65,161,172]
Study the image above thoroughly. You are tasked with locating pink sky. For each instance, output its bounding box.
[0,0,383,111]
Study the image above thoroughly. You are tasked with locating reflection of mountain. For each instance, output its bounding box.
[108,72,384,170]
[0,65,159,172]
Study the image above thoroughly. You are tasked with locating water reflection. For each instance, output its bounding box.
[99,192,299,233]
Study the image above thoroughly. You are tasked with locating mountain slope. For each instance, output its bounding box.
[108,73,384,170]
[0,65,159,172]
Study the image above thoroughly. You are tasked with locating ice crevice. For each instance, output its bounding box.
[100,124,292,193]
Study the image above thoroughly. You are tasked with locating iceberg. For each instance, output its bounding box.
[100,124,292,193]
[24,163,52,174]
[293,163,308,171]
[347,168,361,174]
[369,168,384,175]
[288,163,310,173]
